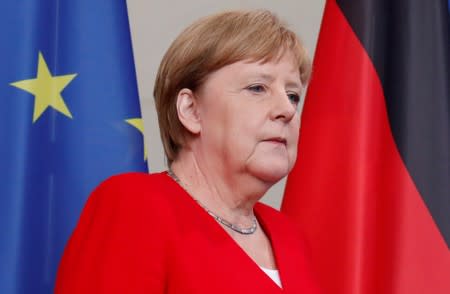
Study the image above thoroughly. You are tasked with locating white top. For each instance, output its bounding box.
[260,266,282,288]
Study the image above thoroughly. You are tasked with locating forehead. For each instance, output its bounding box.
[206,52,302,85]
[245,51,300,74]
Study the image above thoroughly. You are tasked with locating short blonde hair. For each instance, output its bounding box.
[154,10,311,164]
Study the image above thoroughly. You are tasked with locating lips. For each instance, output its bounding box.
[264,137,287,145]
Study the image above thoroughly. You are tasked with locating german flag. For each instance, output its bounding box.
[282,1,450,293]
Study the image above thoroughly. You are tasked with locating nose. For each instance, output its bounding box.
[270,90,297,122]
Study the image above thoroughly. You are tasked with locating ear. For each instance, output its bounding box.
[176,88,201,134]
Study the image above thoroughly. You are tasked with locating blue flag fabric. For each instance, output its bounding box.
[0,1,148,293]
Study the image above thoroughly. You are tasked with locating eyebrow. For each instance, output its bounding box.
[252,73,303,90]
[257,73,275,82]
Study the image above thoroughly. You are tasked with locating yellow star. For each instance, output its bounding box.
[10,52,77,123]
[125,118,147,161]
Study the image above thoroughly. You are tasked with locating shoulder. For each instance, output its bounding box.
[90,171,172,204]
[81,171,178,226]
[56,172,174,292]
[95,171,168,193]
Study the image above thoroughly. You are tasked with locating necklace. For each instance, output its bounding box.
[167,169,258,235]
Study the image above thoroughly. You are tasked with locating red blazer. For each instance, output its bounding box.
[56,172,320,293]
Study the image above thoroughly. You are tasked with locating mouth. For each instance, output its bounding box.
[264,137,287,146]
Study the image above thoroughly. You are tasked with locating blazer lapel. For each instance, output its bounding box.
[255,203,319,293]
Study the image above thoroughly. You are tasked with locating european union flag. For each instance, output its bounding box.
[0,1,148,293]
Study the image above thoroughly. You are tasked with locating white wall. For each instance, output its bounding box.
[126,0,326,209]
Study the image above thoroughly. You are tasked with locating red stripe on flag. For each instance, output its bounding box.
[282,1,450,293]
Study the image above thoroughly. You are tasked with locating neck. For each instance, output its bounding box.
[170,149,271,225]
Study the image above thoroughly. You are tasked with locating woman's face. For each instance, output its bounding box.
[195,52,303,184]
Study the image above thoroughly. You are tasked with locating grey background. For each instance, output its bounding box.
[126,0,326,208]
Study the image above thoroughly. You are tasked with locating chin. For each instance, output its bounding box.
[247,161,291,184]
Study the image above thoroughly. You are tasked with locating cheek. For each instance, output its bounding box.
[290,114,301,137]
[288,120,301,158]
[212,117,255,157]
[229,110,262,138]
[228,125,256,155]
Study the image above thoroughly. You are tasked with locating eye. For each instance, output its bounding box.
[287,92,300,105]
[246,84,266,93]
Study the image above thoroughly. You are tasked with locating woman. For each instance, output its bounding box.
[56,10,320,293]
